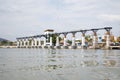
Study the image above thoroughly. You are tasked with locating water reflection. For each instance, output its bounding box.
[0,49,120,80]
[36,49,120,72]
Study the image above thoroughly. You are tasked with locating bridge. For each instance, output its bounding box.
[16,27,112,49]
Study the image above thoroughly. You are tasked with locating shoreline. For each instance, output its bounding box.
[0,45,120,50]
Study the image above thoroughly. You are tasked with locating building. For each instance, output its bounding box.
[44,29,54,46]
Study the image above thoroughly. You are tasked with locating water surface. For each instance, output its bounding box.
[0,48,120,80]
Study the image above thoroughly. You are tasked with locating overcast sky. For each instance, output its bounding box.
[0,0,120,41]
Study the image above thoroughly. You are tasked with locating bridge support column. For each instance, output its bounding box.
[56,35,60,49]
[92,29,98,49]
[72,33,77,49]
[81,30,86,49]
[105,27,112,49]
[50,37,52,46]
[34,38,37,48]
[21,39,24,48]
[106,31,110,49]
[31,39,34,48]
[20,40,22,48]
[49,37,54,48]
[26,39,29,48]
[44,37,47,48]
[63,33,68,49]
[38,38,42,48]
[17,40,20,48]
[25,39,28,48]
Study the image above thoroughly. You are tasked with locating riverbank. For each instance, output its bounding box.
[1,45,120,50]
[0,46,17,48]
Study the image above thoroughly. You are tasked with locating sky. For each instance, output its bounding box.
[0,0,120,41]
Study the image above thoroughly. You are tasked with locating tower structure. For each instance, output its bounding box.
[44,29,54,46]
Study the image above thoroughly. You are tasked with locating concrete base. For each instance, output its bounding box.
[71,46,77,49]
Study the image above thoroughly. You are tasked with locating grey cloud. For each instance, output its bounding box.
[0,0,120,41]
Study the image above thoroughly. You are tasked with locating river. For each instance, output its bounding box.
[0,48,120,80]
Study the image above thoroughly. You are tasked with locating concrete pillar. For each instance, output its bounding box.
[31,39,34,48]
[63,33,68,49]
[34,38,37,47]
[20,39,24,48]
[71,33,77,49]
[50,37,52,46]
[38,38,41,47]
[106,31,110,48]
[17,40,20,48]
[27,39,29,48]
[23,39,26,48]
[104,27,112,49]
[56,36,59,46]
[81,33,86,47]
[82,36,85,46]
[20,40,22,48]
[44,38,46,46]
[72,33,75,46]
[64,35,67,46]
[92,31,98,48]
[72,37,75,46]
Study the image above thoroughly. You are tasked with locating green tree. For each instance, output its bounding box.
[117,36,120,42]
[51,34,62,46]
[1,41,8,45]
[67,40,72,45]
[85,35,92,42]
[9,42,14,46]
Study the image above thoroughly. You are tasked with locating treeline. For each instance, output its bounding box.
[0,41,14,46]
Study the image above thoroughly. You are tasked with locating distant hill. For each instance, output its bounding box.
[0,38,9,42]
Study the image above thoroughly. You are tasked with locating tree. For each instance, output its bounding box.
[0,41,8,45]
[85,35,92,42]
[117,36,120,42]
[67,40,72,45]
[51,34,62,46]
[9,42,14,46]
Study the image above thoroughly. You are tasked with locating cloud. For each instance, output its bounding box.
[63,0,97,4]
[0,0,120,40]
[98,14,120,21]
